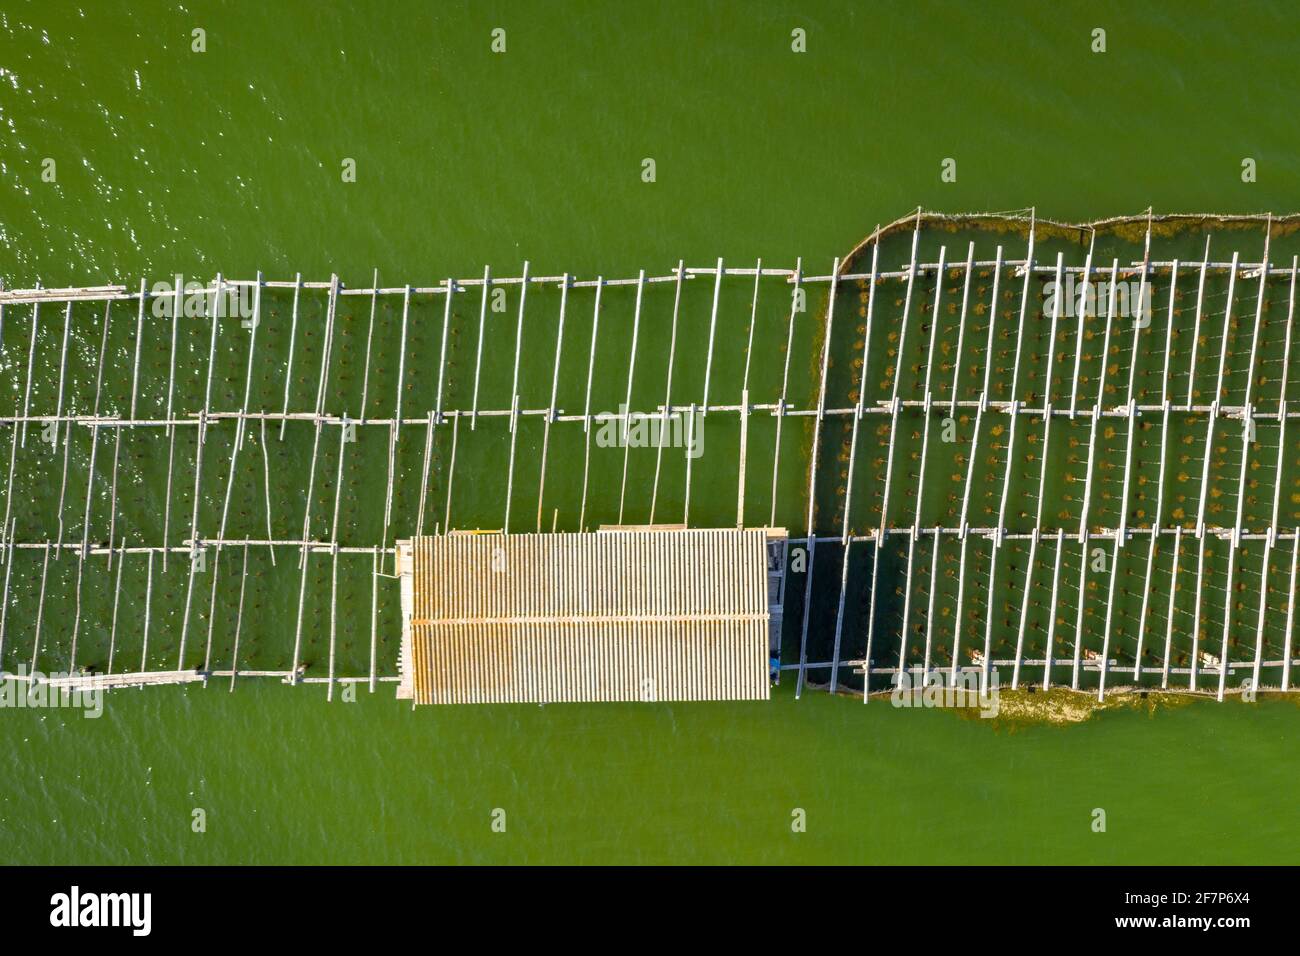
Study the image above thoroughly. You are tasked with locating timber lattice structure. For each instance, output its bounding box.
[1,207,1299,704]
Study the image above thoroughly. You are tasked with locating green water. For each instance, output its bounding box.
[2,0,1299,864]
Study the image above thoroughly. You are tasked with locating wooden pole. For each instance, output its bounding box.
[229,542,249,692]
[29,541,50,672]
[369,545,379,693]
[1221,229,1269,701]
[1097,530,1122,700]
[1284,529,1299,691]
[947,243,1010,684]
[130,277,146,421]
[1162,526,1181,689]
[808,257,842,694]
[162,417,176,572]
[504,392,520,533]
[1078,261,1120,543]
[0,520,14,667]
[444,412,459,532]
[435,277,455,425]
[68,496,89,669]
[981,242,1025,690]
[327,539,339,701]
[54,419,72,554]
[922,529,941,679]
[471,265,490,430]
[141,548,153,671]
[279,273,302,439]
[899,249,947,680]
[771,259,802,529]
[795,530,819,698]
[1135,259,1179,680]
[948,242,974,413]
[830,536,853,692]
[701,257,723,416]
[167,279,182,436]
[982,243,1011,402]
[20,295,39,446]
[651,262,685,523]
[160,279,185,570]
[682,404,697,526]
[618,270,646,524]
[290,271,341,674]
[416,409,434,538]
[1011,527,1037,690]
[841,242,879,543]
[1042,529,1065,688]
[509,261,530,428]
[106,427,121,570]
[177,275,224,669]
[1186,238,1212,408]
[54,303,72,429]
[582,278,603,435]
[360,268,379,422]
[1069,232,1095,419]
[1191,533,1208,692]
[950,531,970,684]
[1274,261,1298,692]
[107,536,126,675]
[1010,228,1045,688]
[380,280,405,567]
[259,413,276,565]
[737,387,749,528]
[1252,415,1284,694]
[741,258,761,402]
[537,275,569,531]
[1070,528,1092,690]
[205,273,262,671]
[982,397,1019,694]
[1190,254,1238,690]
[2,416,16,557]
[1099,230,1153,697]
[866,217,922,694]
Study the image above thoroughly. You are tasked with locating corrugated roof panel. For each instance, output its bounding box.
[404,529,771,705]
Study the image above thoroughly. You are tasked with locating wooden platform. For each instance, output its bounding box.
[397,529,775,705]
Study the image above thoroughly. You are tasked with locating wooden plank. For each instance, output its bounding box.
[537,275,569,531]
[771,259,802,529]
[360,268,379,422]
[229,542,250,692]
[278,273,302,439]
[1069,233,1095,419]
[1161,525,1182,688]
[841,243,879,543]
[866,218,922,693]
[701,258,723,416]
[651,263,685,523]
[618,271,647,524]
[471,266,490,430]
[805,258,841,695]
[176,275,225,669]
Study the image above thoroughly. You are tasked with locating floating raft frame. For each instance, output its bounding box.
[2,207,1299,705]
